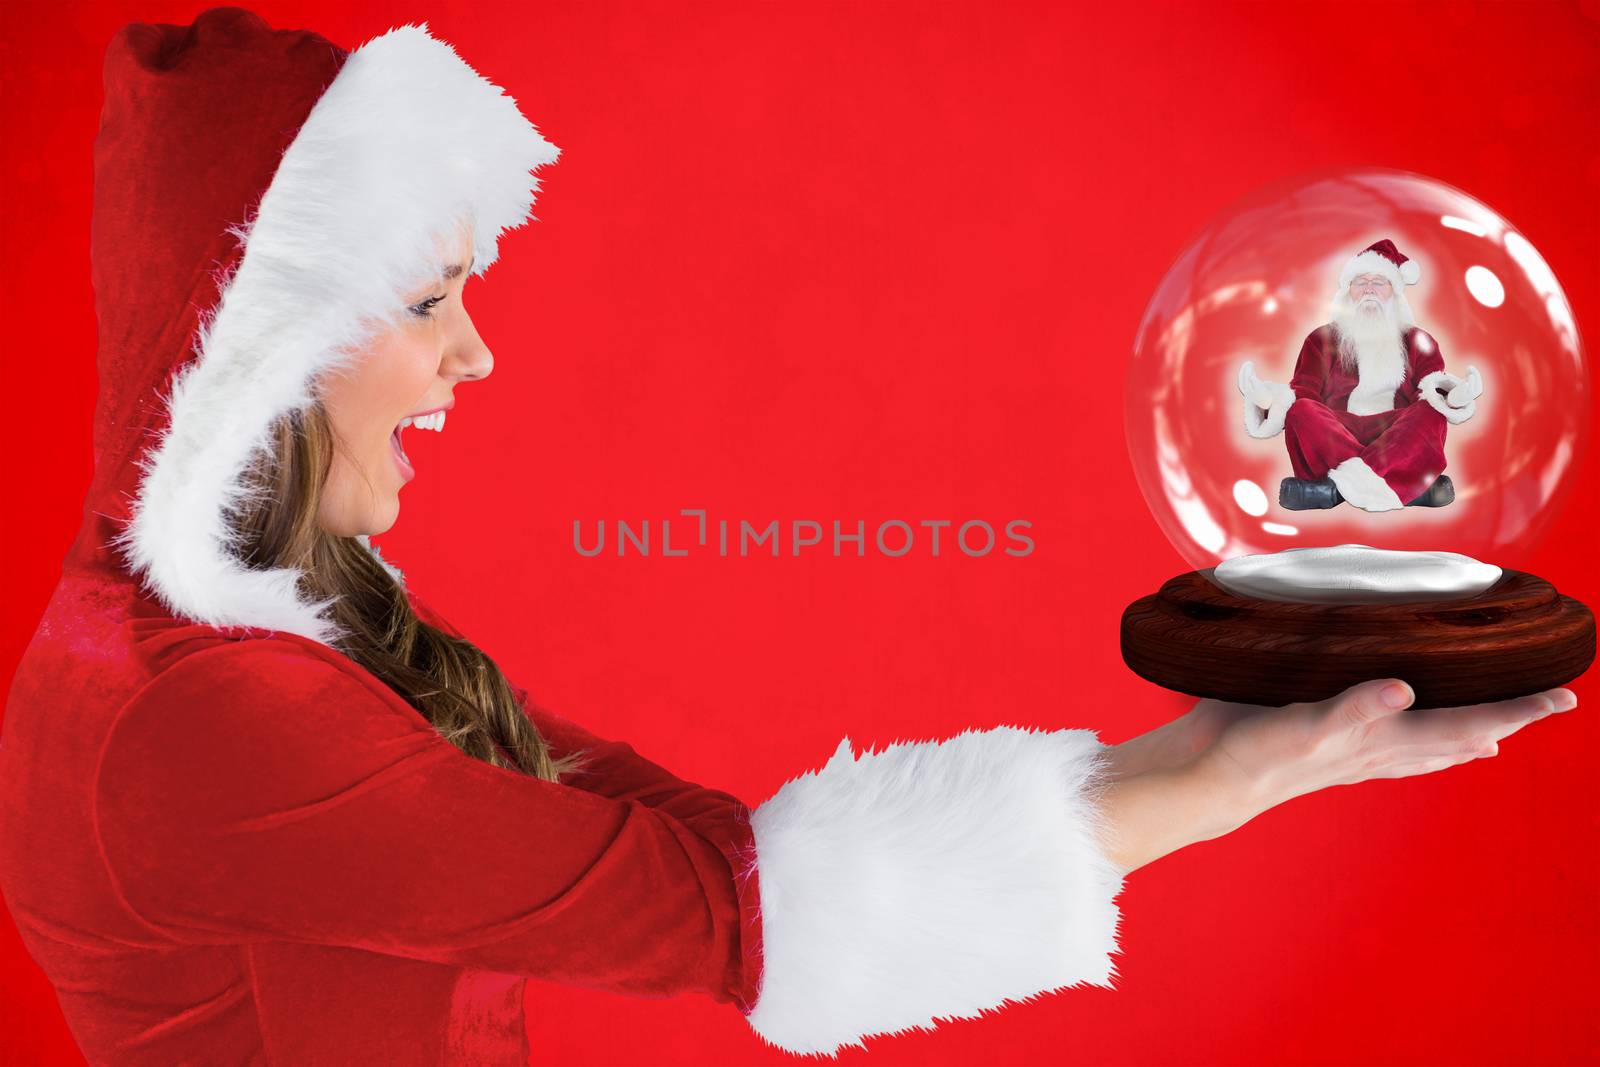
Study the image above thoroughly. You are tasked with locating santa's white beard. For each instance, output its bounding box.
[1333,295,1403,369]
[1331,292,1408,415]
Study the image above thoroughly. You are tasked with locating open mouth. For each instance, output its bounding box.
[390,409,447,480]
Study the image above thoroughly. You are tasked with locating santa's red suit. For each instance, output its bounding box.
[1239,240,1484,511]
[0,9,1125,1063]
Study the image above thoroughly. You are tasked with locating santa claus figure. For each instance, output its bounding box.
[1237,239,1484,512]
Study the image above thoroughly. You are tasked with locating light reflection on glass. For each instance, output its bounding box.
[1465,265,1505,308]
[1232,479,1269,517]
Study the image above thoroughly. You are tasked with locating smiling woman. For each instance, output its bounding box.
[0,9,1134,1061]
[316,226,488,536]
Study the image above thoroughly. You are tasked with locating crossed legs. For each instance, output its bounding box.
[1284,398,1447,512]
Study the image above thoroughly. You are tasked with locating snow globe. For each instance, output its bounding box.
[1121,168,1594,708]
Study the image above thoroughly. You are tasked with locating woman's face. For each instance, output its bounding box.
[317,226,492,536]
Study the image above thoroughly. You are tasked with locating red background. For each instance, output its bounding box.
[4,2,1598,1064]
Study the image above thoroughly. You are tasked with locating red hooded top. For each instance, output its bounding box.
[0,8,1127,1064]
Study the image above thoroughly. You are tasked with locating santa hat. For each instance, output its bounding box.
[1339,238,1421,291]
[97,7,559,644]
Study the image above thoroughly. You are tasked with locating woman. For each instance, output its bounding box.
[0,8,1576,1065]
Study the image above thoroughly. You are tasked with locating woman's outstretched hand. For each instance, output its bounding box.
[1095,680,1579,874]
[1203,678,1576,820]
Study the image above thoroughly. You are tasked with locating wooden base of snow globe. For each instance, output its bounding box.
[1120,568,1595,709]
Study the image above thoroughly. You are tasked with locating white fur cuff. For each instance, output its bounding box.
[1417,369,1481,425]
[1327,456,1405,512]
[743,727,1125,1057]
[1238,361,1297,439]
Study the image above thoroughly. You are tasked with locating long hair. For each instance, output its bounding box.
[230,402,587,783]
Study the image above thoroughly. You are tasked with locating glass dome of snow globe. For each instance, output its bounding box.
[1124,167,1588,585]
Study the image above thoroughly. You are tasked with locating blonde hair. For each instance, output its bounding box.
[231,402,587,782]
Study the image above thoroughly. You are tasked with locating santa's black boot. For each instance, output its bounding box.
[1279,476,1344,510]
[1406,475,1455,507]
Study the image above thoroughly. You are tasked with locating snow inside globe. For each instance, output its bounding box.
[1124,168,1589,606]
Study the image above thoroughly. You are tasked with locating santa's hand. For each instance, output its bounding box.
[1237,361,1296,439]
[1237,361,1274,410]
[1447,365,1483,408]
[1417,367,1481,425]
[1193,680,1577,829]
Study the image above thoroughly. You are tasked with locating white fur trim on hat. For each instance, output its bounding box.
[1237,361,1296,439]
[115,23,559,644]
[1339,249,1418,291]
[743,726,1126,1057]
[1417,368,1482,425]
[1326,456,1405,512]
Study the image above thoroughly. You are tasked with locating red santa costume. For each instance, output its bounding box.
[0,8,1126,1063]
[1238,239,1484,511]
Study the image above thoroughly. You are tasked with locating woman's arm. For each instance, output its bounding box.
[94,636,1130,1058]
[94,640,760,1008]
[408,591,760,842]
[409,595,1121,1052]
[1094,761,1242,873]
[1094,679,1579,874]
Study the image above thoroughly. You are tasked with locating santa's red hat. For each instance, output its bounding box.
[96,6,560,644]
[1339,238,1421,291]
